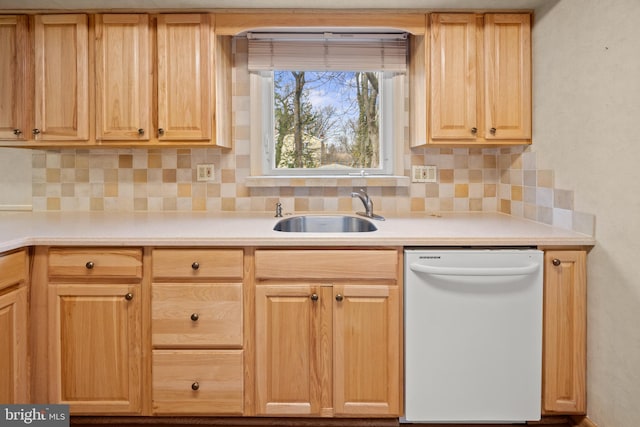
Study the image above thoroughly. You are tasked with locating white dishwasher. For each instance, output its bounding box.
[403,249,543,423]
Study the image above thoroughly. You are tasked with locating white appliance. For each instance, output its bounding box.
[403,249,543,423]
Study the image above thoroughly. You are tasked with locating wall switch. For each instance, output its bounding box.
[197,164,215,182]
[411,165,437,183]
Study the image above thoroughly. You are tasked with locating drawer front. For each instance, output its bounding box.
[48,248,142,279]
[152,249,243,280]
[153,349,244,415]
[0,249,27,291]
[255,249,399,281]
[152,283,242,347]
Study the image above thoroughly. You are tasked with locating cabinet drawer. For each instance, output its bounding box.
[0,249,27,291]
[152,249,243,280]
[48,248,142,279]
[255,250,399,281]
[152,283,242,347]
[153,349,243,415]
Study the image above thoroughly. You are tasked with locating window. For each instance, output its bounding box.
[248,32,407,177]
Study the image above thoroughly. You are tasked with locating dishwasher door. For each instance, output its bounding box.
[403,249,543,423]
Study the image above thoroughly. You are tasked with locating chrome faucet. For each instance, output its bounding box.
[351,188,384,221]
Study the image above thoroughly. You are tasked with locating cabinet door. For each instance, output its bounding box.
[543,251,586,414]
[430,13,477,140]
[484,13,531,140]
[0,287,28,403]
[255,284,325,416]
[156,14,211,141]
[34,14,89,141]
[333,285,400,416]
[0,16,28,141]
[49,284,142,414]
[95,14,151,141]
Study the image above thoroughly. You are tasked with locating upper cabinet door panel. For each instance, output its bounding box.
[34,14,89,141]
[484,13,531,140]
[0,16,28,141]
[95,14,151,141]
[156,14,211,141]
[430,13,477,140]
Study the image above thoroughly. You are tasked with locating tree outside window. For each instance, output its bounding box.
[273,70,381,171]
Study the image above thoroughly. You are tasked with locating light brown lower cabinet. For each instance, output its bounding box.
[332,284,400,416]
[151,248,245,415]
[254,249,402,417]
[0,249,29,403]
[48,283,143,414]
[543,250,587,415]
[47,248,143,414]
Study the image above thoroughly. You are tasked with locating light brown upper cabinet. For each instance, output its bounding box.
[95,14,151,141]
[0,16,28,141]
[34,14,89,142]
[428,13,531,145]
[0,13,232,148]
[96,13,233,147]
[156,14,211,142]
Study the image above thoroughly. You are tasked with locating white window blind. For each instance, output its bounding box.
[247,32,408,72]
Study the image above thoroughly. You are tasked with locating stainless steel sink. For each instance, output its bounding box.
[273,215,377,233]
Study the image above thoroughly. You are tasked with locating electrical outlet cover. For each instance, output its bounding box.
[411,165,437,183]
[197,164,215,182]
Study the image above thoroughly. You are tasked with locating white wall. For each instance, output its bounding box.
[0,148,32,210]
[533,1,640,425]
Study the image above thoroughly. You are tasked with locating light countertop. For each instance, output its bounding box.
[0,211,595,253]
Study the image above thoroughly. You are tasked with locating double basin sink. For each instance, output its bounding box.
[274,215,377,233]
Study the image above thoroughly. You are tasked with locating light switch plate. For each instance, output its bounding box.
[411,165,437,183]
[197,164,215,182]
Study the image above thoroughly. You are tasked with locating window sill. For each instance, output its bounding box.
[245,175,410,188]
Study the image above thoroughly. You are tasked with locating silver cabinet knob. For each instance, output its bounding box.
[138,128,144,136]
[310,293,319,302]
[490,127,497,135]
[32,128,41,136]
[190,313,199,321]
[158,128,165,136]
[191,381,199,391]
[471,127,478,134]
[13,129,22,137]
[85,261,95,269]
[552,258,561,267]
[191,262,200,270]
[335,294,344,302]
[125,292,134,301]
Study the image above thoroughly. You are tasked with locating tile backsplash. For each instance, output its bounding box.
[31,146,497,214]
[30,144,595,236]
